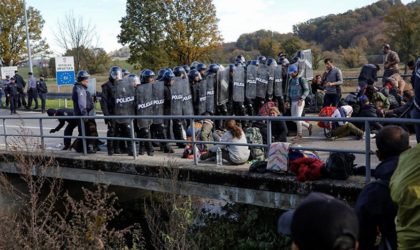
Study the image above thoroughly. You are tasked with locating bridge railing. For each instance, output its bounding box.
[0,114,418,183]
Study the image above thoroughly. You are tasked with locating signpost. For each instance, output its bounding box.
[55,56,75,108]
[0,66,18,79]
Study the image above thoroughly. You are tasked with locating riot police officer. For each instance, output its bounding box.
[188,69,203,115]
[149,69,174,153]
[72,70,97,154]
[100,66,121,155]
[163,70,185,148]
[135,71,154,156]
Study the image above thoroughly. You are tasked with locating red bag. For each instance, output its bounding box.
[317,106,336,129]
[259,101,277,116]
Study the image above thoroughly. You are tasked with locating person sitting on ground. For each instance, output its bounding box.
[200,120,250,165]
[390,135,420,249]
[364,85,390,115]
[355,95,383,132]
[355,126,409,250]
[386,90,414,118]
[330,105,375,140]
[257,106,288,143]
[278,192,359,250]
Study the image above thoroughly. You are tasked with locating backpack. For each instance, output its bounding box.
[317,106,337,129]
[325,152,355,180]
[245,127,265,161]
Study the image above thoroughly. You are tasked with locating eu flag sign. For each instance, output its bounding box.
[55,56,75,86]
[56,71,75,85]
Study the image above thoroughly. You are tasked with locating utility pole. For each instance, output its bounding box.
[24,0,33,73]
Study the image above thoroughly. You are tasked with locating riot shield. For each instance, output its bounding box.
[246,64,257,100]
[114,79,135,124]
[171,77,184,116]
[267,64,275,97]
[296,49,313,81]
[182,78,194,115]
[205,73,216,114]
[152,81,165,124]
[135,83,153,129]
[274,66,283,97]
[216,66,229,106]
[197,79,207,115]
[232,65,245,103]
[256,64,269,99]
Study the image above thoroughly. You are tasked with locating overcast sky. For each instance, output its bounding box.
[28,0,414,54]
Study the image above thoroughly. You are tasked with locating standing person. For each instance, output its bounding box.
[382,44,400,83]
[5,77,18,115]
[135,72,154,156]
[278,192,359,250]
[100,66,120,155]
[2,76,11,107]
[47,108,78,150]
[14,70,27,108]
[322,58,343,107]
[200,120,250,165]
[285,64,312,141]
[26,72,38,110]
[355,126,409,250]
[390,136,420,249]
[410,58,420,143]
[72,70,96,154]
[0,76,7,108]
[36,75,48,113]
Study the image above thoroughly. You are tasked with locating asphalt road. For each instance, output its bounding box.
[0,109,418,168]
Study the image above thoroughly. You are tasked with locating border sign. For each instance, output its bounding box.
[1,66,18,80]
[55,56,75,85]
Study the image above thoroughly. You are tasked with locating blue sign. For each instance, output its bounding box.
[56,71,75,85]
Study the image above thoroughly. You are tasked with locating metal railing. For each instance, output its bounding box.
[0,114,418,183]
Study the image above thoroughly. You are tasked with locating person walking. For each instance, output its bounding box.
[285,64,312,141]
[26,72,38,110]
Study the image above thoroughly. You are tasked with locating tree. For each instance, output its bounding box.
[118,0,168,70]
[0,0,49,65]
[118,0,223,69]
[54,12,97,72]
[163,0,223,65]
[85,48,111,74]
[340,47,367,68]
[385,4,420,68]
[281,36,305,60]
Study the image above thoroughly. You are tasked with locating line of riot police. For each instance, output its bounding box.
[94,54,294,156]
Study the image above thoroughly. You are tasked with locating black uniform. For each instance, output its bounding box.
[100,79,119,155]
[49,109,78,149]
[5,81,18,114]
[37,79,48,113]
[14,73,27,107]
[163,80,184,148]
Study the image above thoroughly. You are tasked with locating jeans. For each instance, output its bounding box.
[291,100,309,135]
[332,123,364,138]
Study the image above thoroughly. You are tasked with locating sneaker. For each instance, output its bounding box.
[362,133,376,140]
[292,134,303,142]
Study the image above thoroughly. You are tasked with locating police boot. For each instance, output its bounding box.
[145,141,154,156]
[107,141,114,156]
[87,144,96,154]
[138,142,145,155]
[163,143,174,154]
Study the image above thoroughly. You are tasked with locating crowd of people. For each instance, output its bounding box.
[0,70,48,114]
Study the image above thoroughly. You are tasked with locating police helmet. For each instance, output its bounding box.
[250,60,259,66]
[127,74,140,86]
[141,69,155,83]
[197,63,207,72]
[162,69,175,82]
[188,69,201,82]
[183,65,190,73]
[77,70,90,82]
[257,56,267,65]
[122,69,130,76]
[266,58,277,67]
[235,55,245,65]
[208,64,220,74]
[229,64,236,72]
[109,66,123,80]
[173,66,186,77]
[156,68,167,81]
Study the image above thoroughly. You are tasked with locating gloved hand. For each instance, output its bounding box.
[49,129,56,133]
